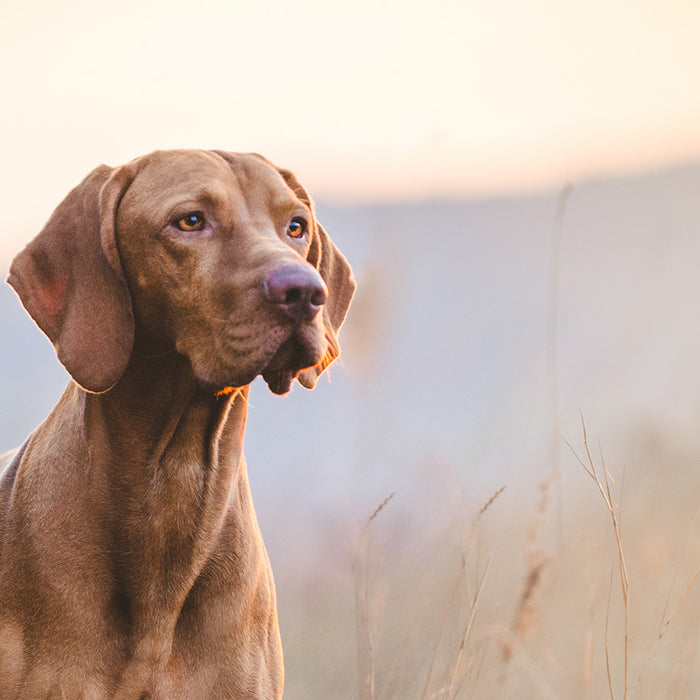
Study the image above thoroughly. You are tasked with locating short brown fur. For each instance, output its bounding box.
[0,150,355,698]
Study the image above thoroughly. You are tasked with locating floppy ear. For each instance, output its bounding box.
[7,165,135,393]
[277,168,356,389]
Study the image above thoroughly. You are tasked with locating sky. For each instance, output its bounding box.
[2,0,700,260]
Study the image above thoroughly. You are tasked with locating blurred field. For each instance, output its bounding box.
[278,422,700,698]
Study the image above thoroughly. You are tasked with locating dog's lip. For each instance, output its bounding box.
[259,331,325,394]
[203,345,303,396]
[204,320,325,394]
[208,365,297,397]
[261,366,298,395]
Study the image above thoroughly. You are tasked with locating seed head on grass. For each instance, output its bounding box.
[501,475,554,664]
[479,486,506,518]
[370,492,396,523]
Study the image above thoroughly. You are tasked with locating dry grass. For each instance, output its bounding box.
[278,420,700,699]
[564,415,630,698]
[353,492,397,700]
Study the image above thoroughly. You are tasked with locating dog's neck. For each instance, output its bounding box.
[81,351,256,671]
[85,351,246,469]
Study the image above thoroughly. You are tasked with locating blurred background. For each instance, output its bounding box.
[3,0,700,696]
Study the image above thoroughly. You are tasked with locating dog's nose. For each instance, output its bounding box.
[263,263,327,321]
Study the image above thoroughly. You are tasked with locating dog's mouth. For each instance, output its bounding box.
[260,333,325,395]
[206,324,326,396]
[261,366,298,396]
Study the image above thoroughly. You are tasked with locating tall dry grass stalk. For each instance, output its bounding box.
[353,492,396,700]
[565,414,629,699]
[547,183,573,548]
[353,483,509,700]
[442,551,493,698]
[427,485,505,699]
[631,504,700,692]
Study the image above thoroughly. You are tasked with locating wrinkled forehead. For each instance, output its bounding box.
[120,150,303,220]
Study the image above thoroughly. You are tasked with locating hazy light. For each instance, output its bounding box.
[2,0,700,257]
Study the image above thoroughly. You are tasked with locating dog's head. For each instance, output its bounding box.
[8,150,355,395]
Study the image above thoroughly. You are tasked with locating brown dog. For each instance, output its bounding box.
[0,150,355,698]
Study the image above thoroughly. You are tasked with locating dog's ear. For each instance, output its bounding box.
[7,165,135,393]
[277,168,356,389]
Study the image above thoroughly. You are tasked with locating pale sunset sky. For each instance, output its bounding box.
[1,0,700,261]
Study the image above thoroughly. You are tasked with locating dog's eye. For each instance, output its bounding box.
[175,213,205,232]
[287,217,308,240]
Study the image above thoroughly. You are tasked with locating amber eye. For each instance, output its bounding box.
[175,212,205,232]
[287,217,308,239]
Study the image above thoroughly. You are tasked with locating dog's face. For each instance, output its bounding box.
[112,151,331,394]
[8,149,355,395]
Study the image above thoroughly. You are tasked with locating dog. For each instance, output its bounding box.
[0,149,355,698]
